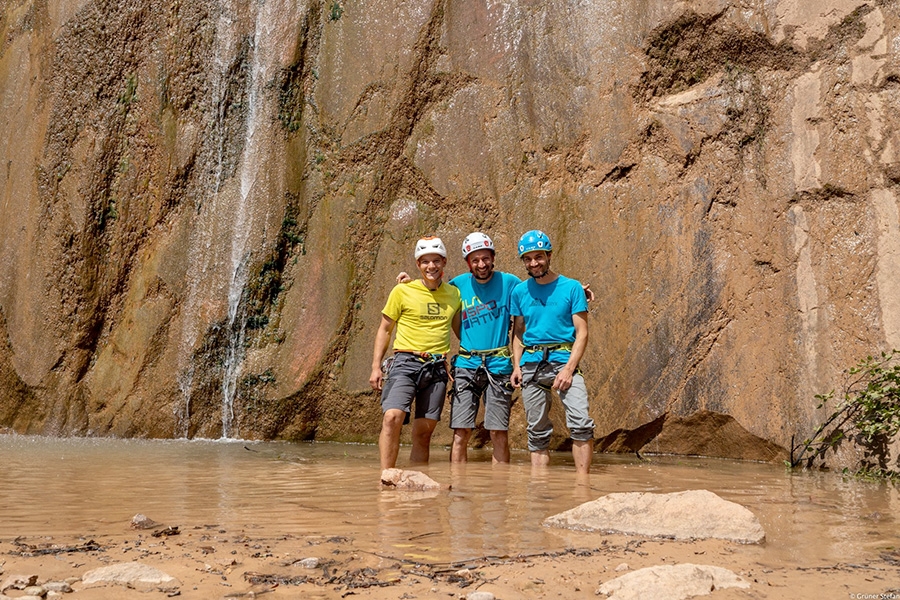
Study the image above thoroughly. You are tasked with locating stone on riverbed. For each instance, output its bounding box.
[1,574,37,593]
[380,468,447,490]
[597,563,750,599]
[544,489,765,543]
[43,581,73,593]
[82,562,180,591]
[130,513,161,530]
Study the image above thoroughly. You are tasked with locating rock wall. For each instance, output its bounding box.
[2,0,899,460]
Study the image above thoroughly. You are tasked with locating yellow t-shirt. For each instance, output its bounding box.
[382,280,461,354]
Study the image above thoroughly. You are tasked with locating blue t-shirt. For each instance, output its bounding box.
[510,275,588,364]
[450,271,521,374]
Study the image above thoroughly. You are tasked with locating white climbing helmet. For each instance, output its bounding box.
[414,236,447,259]
[461,232,495,259]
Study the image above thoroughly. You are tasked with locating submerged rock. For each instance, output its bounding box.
[82,562,180,591]
[380,468,447,491]
[597,563,750,600]
[544,489,765,543]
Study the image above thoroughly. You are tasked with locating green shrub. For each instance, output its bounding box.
[791,350,900,478]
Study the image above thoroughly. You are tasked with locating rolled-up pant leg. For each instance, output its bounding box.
[559,372,594,441]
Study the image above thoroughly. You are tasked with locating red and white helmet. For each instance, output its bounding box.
[414,236,447,259]
[461,232,495,259]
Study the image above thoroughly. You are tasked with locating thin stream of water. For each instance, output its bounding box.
[1,436,897,568]
[174,0,302,439]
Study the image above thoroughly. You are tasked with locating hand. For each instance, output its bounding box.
[396,271,412,284]
[582,283,595,302]
[552,367,574,391]
[510,367,522,388]
[369,366,384,391]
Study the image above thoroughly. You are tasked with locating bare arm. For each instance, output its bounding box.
[553,311,588,391]
[369,314,396,391]
[452,309,461,340]
[510,316,525,388]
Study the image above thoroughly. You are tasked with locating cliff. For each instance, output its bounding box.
[2,0,899,461]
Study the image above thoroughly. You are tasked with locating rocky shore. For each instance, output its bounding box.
[1,487,897,600]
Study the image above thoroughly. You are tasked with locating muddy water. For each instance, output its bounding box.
[2,436,898,567]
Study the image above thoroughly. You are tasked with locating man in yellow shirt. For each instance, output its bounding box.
[370,237,462,470]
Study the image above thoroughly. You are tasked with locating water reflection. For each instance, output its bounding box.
[1,435,897,568]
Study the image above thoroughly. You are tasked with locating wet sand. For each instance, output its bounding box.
[3,520,897,599]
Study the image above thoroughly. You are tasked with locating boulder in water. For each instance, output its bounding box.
[544,489,764,543]
[380,468,447,490]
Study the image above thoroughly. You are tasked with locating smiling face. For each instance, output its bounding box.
[466,249,495,282]
[521,249,551,280]
[416,253,446,286]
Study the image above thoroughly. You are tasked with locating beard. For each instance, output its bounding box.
[472,266,493,282]
[528,265,549,279]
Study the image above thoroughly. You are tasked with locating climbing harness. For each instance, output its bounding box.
[457,346,511,360]
[524,343,578,388]
[452,347,514,399]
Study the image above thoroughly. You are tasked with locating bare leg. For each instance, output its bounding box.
[572,439,593,474]
[490,430,510,464]
[409,418,438,464]
[451,428,471,463]
[530,449,550,469]
[379,409,406,469]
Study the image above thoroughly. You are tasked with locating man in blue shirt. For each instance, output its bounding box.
[510,230,594,474]
[449,232,521,464]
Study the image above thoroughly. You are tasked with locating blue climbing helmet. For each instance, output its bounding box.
[517,230,552,257]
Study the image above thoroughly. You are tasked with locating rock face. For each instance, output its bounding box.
[1,0,900,464]
[597,563,750,600]
[544,489,765,543]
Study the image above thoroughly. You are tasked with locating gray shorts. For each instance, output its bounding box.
[380,353,448,421]
[520,361,594,451]
[449,366,513,431]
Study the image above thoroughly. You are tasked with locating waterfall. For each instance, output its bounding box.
[220,2,272,439]
[220,0,289,439]
[175,0,300,439]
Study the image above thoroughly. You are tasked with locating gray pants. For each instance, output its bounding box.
[520,361,594,451]
[450,366,512,430]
